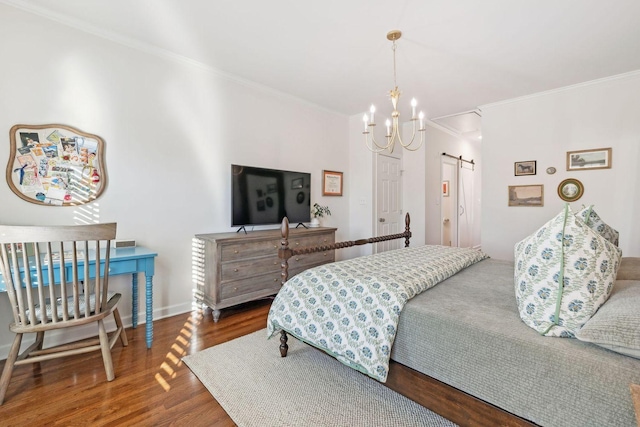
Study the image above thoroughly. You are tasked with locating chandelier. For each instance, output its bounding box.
[363,30,426,153]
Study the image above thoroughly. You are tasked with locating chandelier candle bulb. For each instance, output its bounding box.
[363,114,369,131]
[411,98,417,118]
[370,105,375,124]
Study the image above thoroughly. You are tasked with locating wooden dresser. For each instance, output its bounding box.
[195,227,336,322]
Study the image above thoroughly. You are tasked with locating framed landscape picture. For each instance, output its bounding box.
[566,148,612,171]
[508,184,544,207]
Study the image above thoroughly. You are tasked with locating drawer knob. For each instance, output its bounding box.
[233,287,238,291]
[295,257,300,261]
[323,253,327,256]
[273,245,277,249]
[234,268,239,272]
[295,242,300,246]
[234,250,239,254]
[323,239,327,242]
[273,261,277,265]
[273,278,278,282]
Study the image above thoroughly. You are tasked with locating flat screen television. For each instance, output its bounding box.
[231,164,311,227]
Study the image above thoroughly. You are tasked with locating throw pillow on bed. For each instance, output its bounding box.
[575,279,640,359]
[576,205,620,246]
[514,204,622,337]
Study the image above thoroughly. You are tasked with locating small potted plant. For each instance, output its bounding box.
[310,203,331,227]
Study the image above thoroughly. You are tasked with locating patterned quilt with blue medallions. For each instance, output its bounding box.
[266,245,489,382]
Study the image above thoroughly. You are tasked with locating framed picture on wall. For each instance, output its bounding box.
[442,180,450,197]
[322,170,343,196]
[514,160,536,176]
[508,184,544,207]
[566,148,612,171]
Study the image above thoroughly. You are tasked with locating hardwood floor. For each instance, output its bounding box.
[0,299,273,426]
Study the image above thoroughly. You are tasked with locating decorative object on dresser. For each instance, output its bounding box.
[310,203,331,227]
[194,226,336,322]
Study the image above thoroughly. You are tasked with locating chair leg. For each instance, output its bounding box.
[113,308,128,347]
[0,334,23,405]
[98,319,115,381]
[34,331,45,351]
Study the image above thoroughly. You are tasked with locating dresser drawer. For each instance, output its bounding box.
[221,255,281,280]
[289,234,335,250]
[220,273,282,300]
[288,251,335,270]
[221,239,280,262]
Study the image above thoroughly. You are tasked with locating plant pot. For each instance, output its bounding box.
[310,217,320,228]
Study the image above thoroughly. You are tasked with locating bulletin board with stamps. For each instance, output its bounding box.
[6,124,107,206]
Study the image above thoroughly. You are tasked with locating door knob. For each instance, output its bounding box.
[379,218,386,222]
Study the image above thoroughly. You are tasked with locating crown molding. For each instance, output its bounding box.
[0,0,344,117]
[481,69,640,110]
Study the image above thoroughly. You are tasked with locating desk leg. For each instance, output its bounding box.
[145,275,153,348]
[131,273,138,328]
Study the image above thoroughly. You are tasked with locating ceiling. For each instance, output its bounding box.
[5,0,640,134]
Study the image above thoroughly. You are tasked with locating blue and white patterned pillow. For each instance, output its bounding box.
[514,204,622,337]
[576,205,620,246]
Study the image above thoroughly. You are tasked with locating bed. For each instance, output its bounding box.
[267,214,640,427]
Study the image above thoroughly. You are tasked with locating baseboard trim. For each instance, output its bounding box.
[0,301,193,360]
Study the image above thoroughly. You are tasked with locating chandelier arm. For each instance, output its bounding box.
[365,135,392,153]
[365,131,393,152]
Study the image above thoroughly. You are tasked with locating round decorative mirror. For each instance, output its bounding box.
[557,178,584,202]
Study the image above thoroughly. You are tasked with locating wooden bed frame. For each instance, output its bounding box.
[276,213,536,427]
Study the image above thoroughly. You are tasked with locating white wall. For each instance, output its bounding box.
[0,5,350,358]
[481,71,640,260]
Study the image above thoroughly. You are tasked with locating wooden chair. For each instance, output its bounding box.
[0,223,128,405]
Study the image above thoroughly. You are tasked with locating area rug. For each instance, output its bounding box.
[183,329,457,427]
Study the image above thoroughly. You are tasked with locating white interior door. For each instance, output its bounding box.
[376,154,402,252]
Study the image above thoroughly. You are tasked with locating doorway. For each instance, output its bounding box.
[441,155,475,248]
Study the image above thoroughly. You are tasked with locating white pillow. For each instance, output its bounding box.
[576,205,619,246]
[514,204,622,337]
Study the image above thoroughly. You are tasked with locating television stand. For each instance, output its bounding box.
[236,226,248,234]
[294,223,308,229]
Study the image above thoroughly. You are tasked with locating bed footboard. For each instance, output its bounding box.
[276,213,411,358]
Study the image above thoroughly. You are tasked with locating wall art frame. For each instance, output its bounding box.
[508,184,544,207]
[566,147,612,171]
[442,180,450,197]
[514,160,536,176]
[6,124,107,206]
[322,170,343,196]
[557,178,584,202]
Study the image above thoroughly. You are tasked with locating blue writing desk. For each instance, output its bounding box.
[0,246,158,348]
